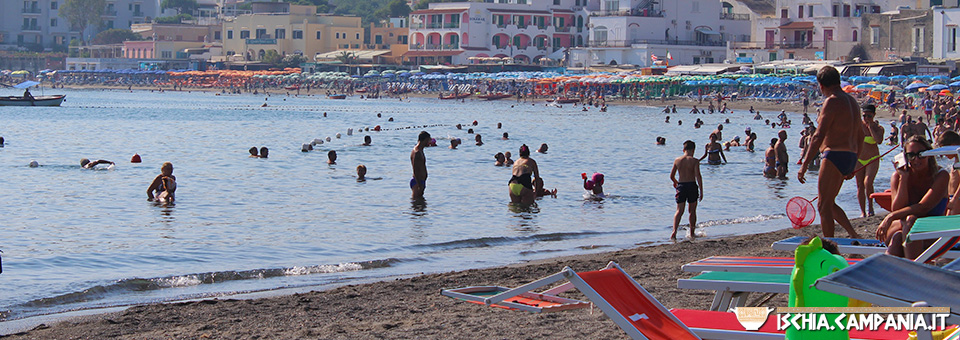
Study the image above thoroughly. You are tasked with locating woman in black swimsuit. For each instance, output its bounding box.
[509,144,540,205]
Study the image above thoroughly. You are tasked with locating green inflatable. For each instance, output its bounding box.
[787,237,850,340]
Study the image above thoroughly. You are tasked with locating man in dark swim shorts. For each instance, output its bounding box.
[798,66,864,238]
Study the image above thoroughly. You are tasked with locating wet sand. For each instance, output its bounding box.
[3,215,885,339]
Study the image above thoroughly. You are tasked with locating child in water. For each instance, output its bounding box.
[582,172,605,198]
[671,141,703,240]
[147,162,176,203]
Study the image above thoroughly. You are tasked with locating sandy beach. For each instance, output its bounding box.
[3,215,884,339]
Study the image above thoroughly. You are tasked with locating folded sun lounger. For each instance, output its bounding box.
[906,215,960,264]
[681,256,861,275]
[815,254,960,325]
[677,271,790,311]
[443,262,909,340]
[771,236,960,259]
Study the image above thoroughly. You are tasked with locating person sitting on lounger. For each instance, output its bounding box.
[875,136,950,260]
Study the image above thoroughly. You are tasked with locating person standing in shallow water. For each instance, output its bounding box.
[671,140,702,240]
[411,131,430,199]
[147,162,177,203]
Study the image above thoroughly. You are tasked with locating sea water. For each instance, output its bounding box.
[0,89,894,322]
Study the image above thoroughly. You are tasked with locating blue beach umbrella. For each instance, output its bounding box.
[925,84,949,91]
[905,82,929,91]
[949,81,960,87]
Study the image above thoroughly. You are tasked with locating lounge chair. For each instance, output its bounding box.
[682,255,861,275]
[815,253,960,325]
[905,215,960,263]
[442,261,909,340]
[771,235,960,259]
[677,271,790,311]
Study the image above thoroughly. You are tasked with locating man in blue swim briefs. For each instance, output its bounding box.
[798,65,864,238]
[671,140,703,240]
[411,131,430,199]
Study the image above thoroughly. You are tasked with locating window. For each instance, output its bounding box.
[604,0,618,11]
[949,27,957,52]
[316,31,322,39]
[356,33,360,39]
[769,52,777,61]
[808,5,813,17]
[293,30,302,39]
[798,5,803,18]
[843,4,850,17]
[50,18,56,27]
[161,51,172,58]
[870,26,879,45]
[832,4,839,17]
[55,35,65,45]
[913,27,924,52]
[375,35,382,44]
[275,28,285,39]
[255,28,266,39]
[594,26,607,46]
[240,30,249,39]
[492,35,502,48]
[106,21,114,29]
[554,0,560,5]
[691,1,699,13]
[336,32,340,39]
[228,30,234,39]
[781,8,788,18]
[214,31,221,40]
[852,29,857,42]
[51,1,57,9]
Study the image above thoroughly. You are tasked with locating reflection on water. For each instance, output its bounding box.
[409,198,427,217]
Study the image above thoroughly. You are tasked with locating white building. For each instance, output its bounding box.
[405,0,590,65]
[933,7,960,59]
[729,0,914,63]
[567,0,753,68]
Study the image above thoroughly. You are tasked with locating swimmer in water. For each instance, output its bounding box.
[449,138,460,149]
[535,177,558,197]
[537,143,548,153]
[502,132,509,140]
[81,158,115,169]
[763,138,778,178]
[509,144,539,204]
[259,147,269,159]
[411,131,430,199]
[495,152,506,166]
[327,150,337,165]
[699,133,726,165]
[475,134,484,146]
[504,151,514,165]
[362,135,372,146]
[583,172,605,197]
[356,164,367,181]
[147,162,176,203]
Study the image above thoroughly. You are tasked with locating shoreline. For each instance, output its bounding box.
[52,83,904,121]
[2,215,885,339]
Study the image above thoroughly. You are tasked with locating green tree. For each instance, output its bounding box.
[280,54,308,68]
[335,51,358,64]
[161,0,198,15]
[59,0,106,44]
[374,0,410,21]
[91,29,141,44]
[262,50,283,65]
[154,13,195,24]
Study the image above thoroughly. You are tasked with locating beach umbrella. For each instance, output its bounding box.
[950,81,960,87]
[13,80,40,88]
[854,84,875,90]
[905,82,928,91]
[925,84,949,91]
[843,85,858,93]
[939,90,953,96]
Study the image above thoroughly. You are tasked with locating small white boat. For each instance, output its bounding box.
[0,95,66,106]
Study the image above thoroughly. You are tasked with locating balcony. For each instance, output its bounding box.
[21,25,41,31]
[102,9,117,16]
[590,9,663,17]
[410,43,461,50]
[21,7,41,14]
[588,38,725,48]
[133,11,144,17]
[443,23,460,29]
[729,41,825,50]
[426,23,442,29]
[555,26,570,32]
[720,13,749,20]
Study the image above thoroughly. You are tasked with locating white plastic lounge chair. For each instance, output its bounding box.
[772,235,960,259]
[682,256,861,275]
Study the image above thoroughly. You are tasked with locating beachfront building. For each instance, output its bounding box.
[221,2,363,62]
[405,0,589,65]
[0,0,160,52]
[728,0,915,63]
[860,8,933,61]
[566,0,754,68]
[933,7,960,60]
